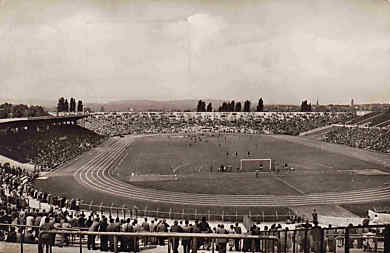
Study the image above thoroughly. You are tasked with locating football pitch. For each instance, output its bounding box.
[36,133,390,219]
[115,134,390,195]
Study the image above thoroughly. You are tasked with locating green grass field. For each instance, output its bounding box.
[116,134,390,195]
[35,175,290,222]
[35,134,390,219]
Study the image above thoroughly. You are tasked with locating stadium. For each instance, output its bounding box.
[28,111,390,218]
[2,110,390,253]
[2,0,390,252]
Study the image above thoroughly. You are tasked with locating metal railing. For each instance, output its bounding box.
[2,223,389,253]
[79,202,293,223]
[261,224,390,253]
[38,230,279,253]
[0,223,84,253]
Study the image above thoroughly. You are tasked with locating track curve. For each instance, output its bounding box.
[73,137,390,207]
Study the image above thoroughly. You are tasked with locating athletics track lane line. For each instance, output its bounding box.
[79,140,390,206]
[74,139,390,207]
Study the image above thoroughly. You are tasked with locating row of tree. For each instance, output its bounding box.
[197,98,264,112]
[300,100,312,112]
[0,103,47,119]
[197,99,316,112]
[57,97,84,113]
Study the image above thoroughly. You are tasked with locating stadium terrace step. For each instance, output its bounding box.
[347,111,382,125]
[375,119,390,128]
[0,154,35,171]
[368,112,390,127]
[298,124,336,137]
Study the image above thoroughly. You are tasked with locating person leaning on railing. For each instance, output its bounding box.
[326,224,336,253]
[233,222,242,251]
[87,217,100,250]
[216,224,229,253]
[38,217,54,253]
[120,218,134,252]
[170,220,183,253]
[181,220,192,253]
[99,216,109,251]
[198,216,212,250]
[6,226,17,242]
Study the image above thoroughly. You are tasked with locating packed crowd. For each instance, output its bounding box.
[0,162,92,245]
[0,125,105,170]
[84,216,245,253]
[0,163,383,253]
[84,112,355,137]
[322,126,390,153]
[0,162,272,253]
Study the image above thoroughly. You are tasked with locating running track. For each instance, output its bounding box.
[73,137,390,207]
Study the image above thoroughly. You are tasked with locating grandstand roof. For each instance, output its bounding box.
[0,115,86,129]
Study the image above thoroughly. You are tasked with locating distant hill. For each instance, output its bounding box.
[0,97,370,112]
[0,98,56,109]
[86,99,225,112]
[0,98,227,112]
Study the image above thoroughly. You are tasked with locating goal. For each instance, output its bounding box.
[240,159,272,172]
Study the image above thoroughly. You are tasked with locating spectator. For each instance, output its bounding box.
[322,126,390,153]
[39,217,54,253]
[181,220,192,253]
[6,226,17,242]
[234,222,242,251]
[216,224,228,253]
[87,217,100,250]
[170,220,183,253]
[120,218,133,252]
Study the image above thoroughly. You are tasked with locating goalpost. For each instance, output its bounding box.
[240,158,272,172]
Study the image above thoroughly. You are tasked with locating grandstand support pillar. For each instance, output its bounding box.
[20,227,24,253]
[192,237,198,253]
[133,236,138,252]
[384,225,390,253]
[285,228,288,253]
[320,228,324,253]
[168,237,171,253]
[79,232,82,253]
[292,230,296,253]
[344,227,350,253]
[304,229,308,253]
[114,235,118,253]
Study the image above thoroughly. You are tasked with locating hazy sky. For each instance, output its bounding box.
[1,0,390,104]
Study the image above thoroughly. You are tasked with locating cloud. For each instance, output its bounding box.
[186,13,227,53]
[1,0,390,104]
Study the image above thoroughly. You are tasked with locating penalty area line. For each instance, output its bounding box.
[272,175,306,195]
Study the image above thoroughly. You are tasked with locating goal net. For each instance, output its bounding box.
[240,159,272,172]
